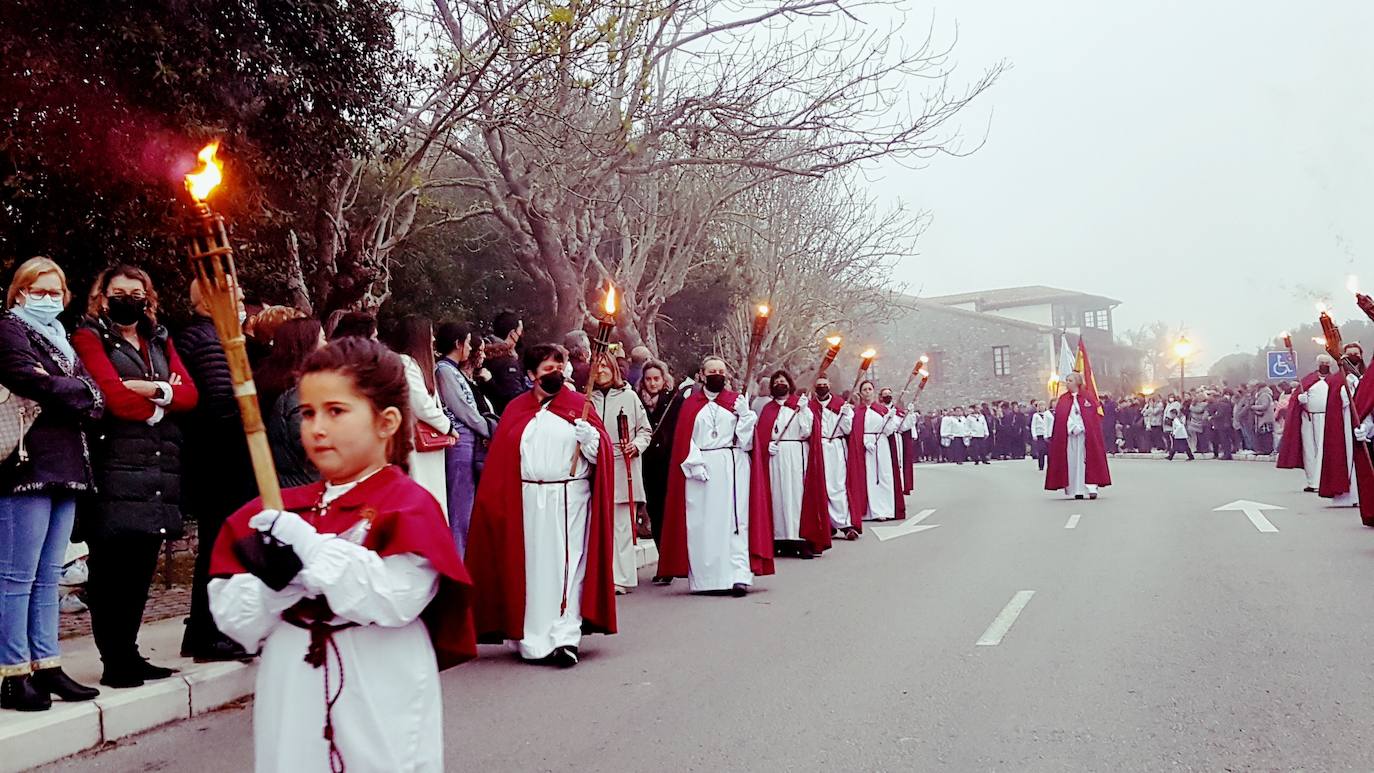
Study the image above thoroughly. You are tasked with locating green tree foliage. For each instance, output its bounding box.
[0,0,405,309]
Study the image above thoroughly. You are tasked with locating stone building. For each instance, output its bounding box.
[863,286,1141,407]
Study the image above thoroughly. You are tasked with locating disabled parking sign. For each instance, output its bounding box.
[1267,350,1296,380]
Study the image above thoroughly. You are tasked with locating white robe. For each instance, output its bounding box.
[516,407,599,658]
[1063,397,1098,498]
[861,406,899,521]
[680,396,757,591]
[768,401,813,541]
[819,404,854,529]
[210,498,443,773]
[1304,376,1360,505]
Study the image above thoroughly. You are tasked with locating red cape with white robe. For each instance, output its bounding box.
[1276,371,1322,469]
[210,465,477,669]
[845,403,906,521]
[1044,391,1112,491]
[1313,372,1374,525]
[799,397,834,552]
[466,388,618,642]
[659,389,775,578]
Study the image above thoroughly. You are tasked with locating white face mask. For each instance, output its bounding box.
[22,293,65,324]
[563,362,574,380]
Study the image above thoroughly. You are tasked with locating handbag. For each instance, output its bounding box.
[415,420,456,452]
[0,385,42,464]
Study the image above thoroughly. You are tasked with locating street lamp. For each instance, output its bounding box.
[1173,336,1193,395]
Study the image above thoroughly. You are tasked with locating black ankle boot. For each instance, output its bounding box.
[32,667,99,702]
[1,675,53,711]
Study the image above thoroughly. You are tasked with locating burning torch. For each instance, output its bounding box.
[740,304,770,397]
[778,335,845,437]
[570,284,619,474]
[616,409,637,545]
[849,348,877,398]
[182,142,282,510]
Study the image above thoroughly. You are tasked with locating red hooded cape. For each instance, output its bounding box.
[1044,391,1112,491]
[210,465,477,669]
[466,388,618,643]
[845,403,871,531]
[754,396,831,555]
[1277,371,1322,469]
[799,398,833,552]
[877,405,907,520]
[659,389,775,579]
[1314,372,1374,526]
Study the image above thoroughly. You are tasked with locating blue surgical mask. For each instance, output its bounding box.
[23,294,65,324]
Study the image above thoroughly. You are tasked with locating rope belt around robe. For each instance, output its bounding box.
[282,600,359,773]
[863,431,889,485]
[700,445,742,534]
[523,477,582,615]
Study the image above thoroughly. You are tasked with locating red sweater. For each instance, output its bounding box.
[72,327,198,422]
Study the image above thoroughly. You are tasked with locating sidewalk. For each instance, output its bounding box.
[6,540,661,772]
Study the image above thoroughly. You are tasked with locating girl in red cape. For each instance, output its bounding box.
[847,381,904,521]
[1044,372,1112,499]
[466,344,617,667]
[754,370,830,559]
[658,355,772,595]
[209,338,475,773]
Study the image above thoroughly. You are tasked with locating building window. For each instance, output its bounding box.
[1081,309,1110,330]
[992,346,1010,377]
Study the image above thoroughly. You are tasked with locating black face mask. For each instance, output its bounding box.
[538,371,565,394]
[106,295,148,327]
[770,383,790,399]
[814,387,831,401]
[880,395,894,405]
[703,374,727,393]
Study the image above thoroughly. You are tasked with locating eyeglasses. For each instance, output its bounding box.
[23,289,63,300]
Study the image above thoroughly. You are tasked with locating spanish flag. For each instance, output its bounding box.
[1074,338,1104,416]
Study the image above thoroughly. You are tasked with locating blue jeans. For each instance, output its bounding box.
[445,433,478,558]
[0,493,76,672]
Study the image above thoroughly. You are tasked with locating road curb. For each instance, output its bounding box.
[1,661,256,772]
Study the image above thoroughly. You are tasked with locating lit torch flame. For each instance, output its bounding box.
[920,354,930,364]
[1348,275,1360,294]
[603,284,617,315]
[1313,337,1326,345]
[919,369,930,380]
[826,335,842,348]
[184,142,223,202]
[859,348,876,361]
[757,304,770,318]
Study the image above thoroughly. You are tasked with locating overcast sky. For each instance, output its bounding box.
[869,0,1374,370]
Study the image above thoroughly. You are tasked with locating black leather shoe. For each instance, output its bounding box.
[32,667,99,702]
[731,583,749,598]
[190,639,253,664]
[100,664,145,689]
[551,646,579,668]
[1,675,52,711]
[136,659,178,680]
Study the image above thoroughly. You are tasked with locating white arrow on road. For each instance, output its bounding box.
[872,508,940,542]
[1213,500,1283,533]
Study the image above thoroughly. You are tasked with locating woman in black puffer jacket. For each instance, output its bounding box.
[70,266,198,689]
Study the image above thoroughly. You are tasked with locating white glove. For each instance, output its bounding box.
[248,510,330,561]
[688,466,710,483]
[864,436,877,452]
[1298,393,1309,405]
[840,403,854,418]
[797,394,809,412]
[941,438,951,447]
[768,440,780,456]
[906,402,915,413]
[573,418,599,459]
[1357,426,1369,443]
[733,395,749,417]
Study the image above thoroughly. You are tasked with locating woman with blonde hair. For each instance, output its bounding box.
[0,257,104,710]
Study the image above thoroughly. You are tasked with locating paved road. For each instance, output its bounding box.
[46,458,1374,772]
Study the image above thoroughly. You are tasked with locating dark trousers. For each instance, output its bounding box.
[185,510,232,652]
[1212,427,1234,459]
[87,533,163,667]
[1032,437,1049,470]
[1167,437,1194,461]
[947,441,966,463]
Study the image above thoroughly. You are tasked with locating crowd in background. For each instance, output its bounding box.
[906,381,1289,468]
